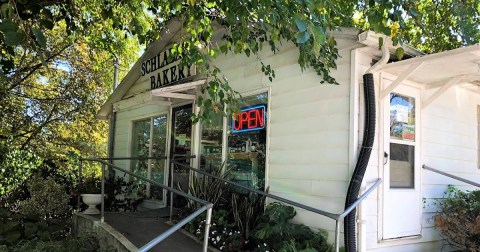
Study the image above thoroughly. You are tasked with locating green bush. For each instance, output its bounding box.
[0,176,73,246]
[0,147,42,198]
[253,202,330,252]
[1,234,104,252]
[18,176,71,221]
[435,185,480,251]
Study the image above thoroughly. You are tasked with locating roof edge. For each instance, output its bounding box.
[357,30,425,58]
[97,17,184,119]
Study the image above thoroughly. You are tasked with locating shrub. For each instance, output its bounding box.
[0,147,42,199]
[435,185,480,251]
[3,234,104,252]
[253,202,330,252]
[18,176,71,221]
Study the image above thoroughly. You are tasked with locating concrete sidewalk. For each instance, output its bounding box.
[104,208,204,252]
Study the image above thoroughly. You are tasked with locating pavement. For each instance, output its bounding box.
[104,208,205,252]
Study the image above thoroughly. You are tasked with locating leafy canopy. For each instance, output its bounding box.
[0,0,479,146]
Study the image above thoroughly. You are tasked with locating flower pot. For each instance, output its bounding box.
[81,194,102,214]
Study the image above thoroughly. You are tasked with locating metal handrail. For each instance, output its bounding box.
[171,159,382,252]
[423,164,480,188]
[94,156,168,161]
[78,158,213,252]
[169,155,197,222]
[77,156,168,209]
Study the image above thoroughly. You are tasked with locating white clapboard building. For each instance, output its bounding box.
[98,19,480,251]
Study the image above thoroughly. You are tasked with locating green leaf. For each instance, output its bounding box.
[244,48,250,57]
[0,20,18,33]
[32,28,46,48]
[294,15,307,32]
[409,8,418,17]
[24,222,38,237]
[378,37,384,50]
[1,3,11,18]
[37,230,50,241]
[4,31,25,46]
[40,19,54,30]
[4,231,21,242]
[296,31,310,44]
[395,47,404,60]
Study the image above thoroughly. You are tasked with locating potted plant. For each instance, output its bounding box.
[79,175,102,215]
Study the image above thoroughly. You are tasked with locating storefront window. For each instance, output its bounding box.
[199,115,223,172]
[131,115,168,200]
[227,93,268,190]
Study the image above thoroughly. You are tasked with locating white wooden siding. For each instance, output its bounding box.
[111,37,357,243]
[209,38,357,243]
[358,48,480,250]
[112,104,170,173]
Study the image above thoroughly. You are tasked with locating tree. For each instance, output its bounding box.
[0,0,478,156]
[0,4,141,167]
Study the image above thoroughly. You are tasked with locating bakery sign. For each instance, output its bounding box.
[141,47,196,90]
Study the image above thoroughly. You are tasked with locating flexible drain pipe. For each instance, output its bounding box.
[344,45,389,252]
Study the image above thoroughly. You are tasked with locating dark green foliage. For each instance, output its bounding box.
[104,175,143,212]
[0,169,75,247]
[231,191,266,239]
[435,185,480,251]
[253,202,330,252]
[188,209,245,251]
[78,174,102,194]
[2,234,106,252]
[0,146,42,197]
[179,164,232,213]
[181,167,330,251]
[18,177,71,221]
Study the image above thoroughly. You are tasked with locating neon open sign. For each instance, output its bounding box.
[232,105,266,133]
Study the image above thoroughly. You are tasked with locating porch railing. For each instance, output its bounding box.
[171,159,382,252]
[78,157,213,252]
[422,164,480,188]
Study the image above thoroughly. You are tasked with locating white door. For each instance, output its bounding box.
[382,84,422,239]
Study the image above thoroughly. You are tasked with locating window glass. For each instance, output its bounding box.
[131,119,151,179]
[131,115,168,200]
[227,92,268,190]
[199,114,223,172]
[150,115,168,199]
[390,93,415,141]
[390,143,415,188]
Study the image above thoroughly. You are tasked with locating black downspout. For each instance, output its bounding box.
[344,73,376,252]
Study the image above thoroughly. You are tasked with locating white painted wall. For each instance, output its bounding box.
[357,48,480,251]
[112,104,170,174]
[112,32,359,244]
[109,28,480,251]
[209,35,359,243]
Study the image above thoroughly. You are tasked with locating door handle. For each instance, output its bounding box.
[384,152,389,165]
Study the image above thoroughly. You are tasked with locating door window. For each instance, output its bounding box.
[170,105,193,207]
[390,93,415,141]
[389,93,416,188]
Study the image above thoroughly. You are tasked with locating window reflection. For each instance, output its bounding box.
[131,115,167,200]
[227,93,268,191]
[199,115,223,172]
[390,143,415,188]
[390,93,415,141]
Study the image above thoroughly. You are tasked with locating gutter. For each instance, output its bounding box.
[357,31,425,58]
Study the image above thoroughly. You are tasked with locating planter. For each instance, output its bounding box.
[81,194,102,214]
